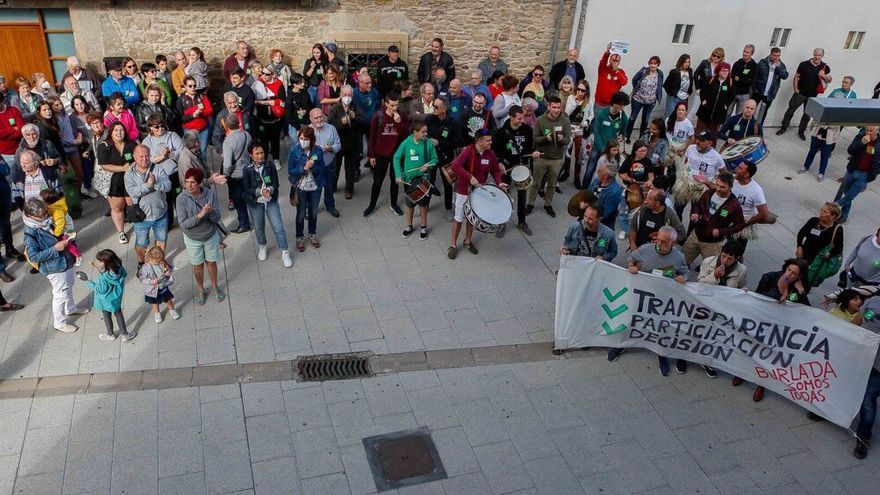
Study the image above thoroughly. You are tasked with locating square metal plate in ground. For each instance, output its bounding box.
[362,429,446,491]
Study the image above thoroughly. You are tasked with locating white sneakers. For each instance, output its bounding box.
[80,186,100,199]
[169,309,181,320]
[55,323,78,333]
[260,245,293,267]
[154,313,163,323]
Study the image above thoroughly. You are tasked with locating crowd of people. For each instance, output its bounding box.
[0,35,879,459]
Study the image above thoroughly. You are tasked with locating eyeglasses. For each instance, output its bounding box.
[186,84,196,88]
[126,64,136,69]
[147,69,156,73]
[533,73,544,77]
[576,88,587,92]
[262,71,273,76]
[150,124,166,129]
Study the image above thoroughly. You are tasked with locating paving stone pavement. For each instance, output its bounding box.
[1,129,880,493]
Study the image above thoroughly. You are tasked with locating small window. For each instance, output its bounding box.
[770,27,792,48]
[844,31,865,50]
[672,24,694,45]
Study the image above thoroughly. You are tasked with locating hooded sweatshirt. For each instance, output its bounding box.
[86,267,128,312]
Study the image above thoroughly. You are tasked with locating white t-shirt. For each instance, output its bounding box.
[667,119,695,145]
[677,73,691,100]
[763,65,776,97]
[732,179,766,217]
[684,144,725,181]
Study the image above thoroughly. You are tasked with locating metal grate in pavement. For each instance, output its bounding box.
[363,429,446,491]
[297,352,372,382]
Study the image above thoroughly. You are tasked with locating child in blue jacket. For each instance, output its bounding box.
[85,249,133,341]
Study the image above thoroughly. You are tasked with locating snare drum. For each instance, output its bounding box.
[463,184,513,233]
[404,176,432,204]
[721,136,769,170]
[440,164,457,184]
[510,166,533,190]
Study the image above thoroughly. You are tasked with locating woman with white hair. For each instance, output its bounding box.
[22,196,88,332]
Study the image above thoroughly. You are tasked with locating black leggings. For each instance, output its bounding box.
[368,156,399,208]
[502,173,528,224]
[102,310,128,337]
[337,150,359,194]
[165,173,180,226]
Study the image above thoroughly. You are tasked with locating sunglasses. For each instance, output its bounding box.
[126,64,136,69]
[186,84,196,88]
[576,88,587,92]
[533,73,544,77]
[262,71,273,76]
[150,124,166,129]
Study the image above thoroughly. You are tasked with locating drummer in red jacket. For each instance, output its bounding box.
[447,128,507,260]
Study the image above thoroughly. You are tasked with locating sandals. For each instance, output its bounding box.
[213,287,226,302]
[296,238,306,252]
[309,235,321,248]
[195,288,208,306]
[0,303,24,312]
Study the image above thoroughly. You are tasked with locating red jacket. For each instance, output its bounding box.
[223,53,255,80]
[368,110,409,159]
[450,145,504,195]
[0,105,24,155]
[177,94,214,131]
[595,51,629,107]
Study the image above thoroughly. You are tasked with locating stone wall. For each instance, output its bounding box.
[10,0,581,83]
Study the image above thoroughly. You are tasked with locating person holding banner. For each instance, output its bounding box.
[735,258,812,401]
[607,226,687,374]
[560,203,617,261]
[697,240,748,288]
[854,295,880,459]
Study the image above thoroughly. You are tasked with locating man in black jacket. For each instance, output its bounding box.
[328,85,366,199]
[493,105,540,236]
[426,97,463,218]
[417,38,455,84]
[225,68,256,116]
[285,74,314,135]
[549,49,585,90]
[729,44,758,116]
[377,45,409,97]
[749,47,789,125]
[834,126,880,223]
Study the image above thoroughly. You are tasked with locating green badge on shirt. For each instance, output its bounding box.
[733,124,741,131]
[719,209,729,217]
[544,128,551,135]
[742,69,750,74]
[7,118,15,125]
[866,309,875,321]
[310,155,317,161]
[873,259,880,268]
[789,292,799,302]
[441,129,449,138]
[663,269,675,278]
[451,107,458,113]
[598,238,607,247]
[124,153,133,160]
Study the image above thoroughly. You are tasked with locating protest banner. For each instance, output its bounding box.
[554,256,880,427]
[610,40,631,56]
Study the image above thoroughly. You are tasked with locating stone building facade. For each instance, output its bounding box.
[7,0,583,85]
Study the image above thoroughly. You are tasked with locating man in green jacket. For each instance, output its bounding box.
[526,95,571,217]
[585,91,630,187]
[393,121,438,240]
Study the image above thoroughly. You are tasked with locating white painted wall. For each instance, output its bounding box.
[577,0,878,126]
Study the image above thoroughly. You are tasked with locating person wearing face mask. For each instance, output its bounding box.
[242,141,292,267]
[309,108,341,217]
[695,63,735,143]
[22,196,89,332]
[431,67,450,99]
[288,127,326,251]
[417,37,455,84]
[328,85,366,199]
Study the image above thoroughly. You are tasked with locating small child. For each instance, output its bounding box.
[40,189,82,266]
[137,245,180,323]
[84,249,133,341]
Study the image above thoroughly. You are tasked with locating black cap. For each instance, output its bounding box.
[108,60,123,71]
[695,130,714,141]
[388,45,400,53]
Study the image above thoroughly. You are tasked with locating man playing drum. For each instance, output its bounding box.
[493,105,541,236]
[393,121,439,240]
[717,98,763,149]
[447,128,507,259]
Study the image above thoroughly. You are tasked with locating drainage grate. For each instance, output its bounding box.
[363,429,446,491]
[297,352,372,382]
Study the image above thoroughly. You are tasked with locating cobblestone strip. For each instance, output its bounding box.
[0,344,595,398]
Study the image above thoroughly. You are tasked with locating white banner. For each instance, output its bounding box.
[610,40,631,55]
[554,257,880,427]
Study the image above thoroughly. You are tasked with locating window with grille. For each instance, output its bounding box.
[770,28,792,48]
[672,24,694,45]
[844,31,865,50]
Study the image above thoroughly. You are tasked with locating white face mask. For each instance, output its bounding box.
[341,96,352,105]
[299,139,310,149]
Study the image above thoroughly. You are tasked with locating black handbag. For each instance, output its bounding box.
[124,203,146,223]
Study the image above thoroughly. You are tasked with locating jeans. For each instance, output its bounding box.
[227,178,251,230]
[296,189,320,238]
[307,85,319,106]
[47,269,78,328]
[102,310,128,337]
[368,156,399,208]
[133,216,169,247]
[751,93,774,126]
[198,128,210,162]
[780,92,810,133]
[834,170,868,221]
[802,137,836,175]
[81,156,95,189]
[0,180,13,251]
[248,200,288,250]
[584,146,602,192]
[856,368,880,442]
[322,158,337,208]
[664,96,683,119]
[617,200,630,234]
[627,100,655,140]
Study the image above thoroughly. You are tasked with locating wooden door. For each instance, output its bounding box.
[0,24,53,85]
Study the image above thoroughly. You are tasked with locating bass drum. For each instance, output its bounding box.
[720,136,769,170]
[463,185,513,233]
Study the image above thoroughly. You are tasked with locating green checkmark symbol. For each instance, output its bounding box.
[602,303,627,319]
[603,287,628,302]
[602,321,628,334]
